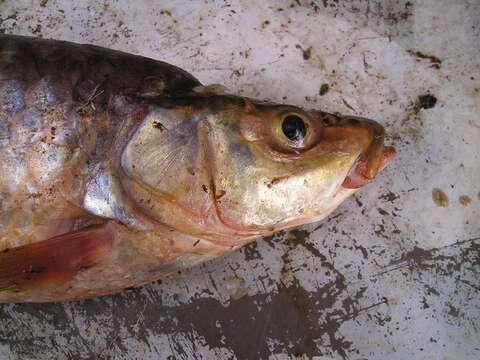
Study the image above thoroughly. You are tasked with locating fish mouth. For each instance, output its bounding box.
[341,118,395,189]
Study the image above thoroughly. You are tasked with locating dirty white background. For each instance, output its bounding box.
[0,0,479,359]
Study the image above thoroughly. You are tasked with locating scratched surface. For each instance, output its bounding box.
[0,0,479,359]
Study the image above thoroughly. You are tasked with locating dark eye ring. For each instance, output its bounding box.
[282,114,307,142]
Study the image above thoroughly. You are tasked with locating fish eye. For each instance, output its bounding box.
[271,110,315,151]
[282,114,306,142]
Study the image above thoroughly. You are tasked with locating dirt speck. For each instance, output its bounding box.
[447,304,460,317]
[153,121,165,131]
[432,188,448,207]
[377,207,389,216]
[353,195,363,207]
[417,94,437,110]
[341,98,356,113]
[459,195,471,206]
[296,44,312,60]
[379,191,399,203]
[319,83,330,96]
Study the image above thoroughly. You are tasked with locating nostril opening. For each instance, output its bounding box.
[321,114,341,126]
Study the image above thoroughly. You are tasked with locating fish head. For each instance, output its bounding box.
[120,96,394,240]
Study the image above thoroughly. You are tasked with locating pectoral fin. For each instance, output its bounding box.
[0,223,116,295]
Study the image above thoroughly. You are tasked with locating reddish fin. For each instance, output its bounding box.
[0,224,116,293]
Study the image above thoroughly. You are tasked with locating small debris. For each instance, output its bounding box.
[417,94,437,110]
[295,44,312,60]
[153,121,166,131]
[341,98,356,113]
[377,207,389,216]
[407,49,442,69]
[319,83,330,96]
[379,191,400,203]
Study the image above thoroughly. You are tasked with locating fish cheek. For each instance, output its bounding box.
[210,135,356,231]
[120,109,211,225]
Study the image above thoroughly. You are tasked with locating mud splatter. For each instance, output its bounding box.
[385,236,480,276]
[432,188,448,207]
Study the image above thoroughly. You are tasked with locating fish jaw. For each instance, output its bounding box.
[303,111,395,190]
[339,117,396,189]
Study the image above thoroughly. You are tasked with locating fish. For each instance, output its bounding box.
[0,34,394,303]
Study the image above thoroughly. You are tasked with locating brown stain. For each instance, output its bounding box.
[407,49,442,69]
[432,188,448,207]
[459,195,471,206]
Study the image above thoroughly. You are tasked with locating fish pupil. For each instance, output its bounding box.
[282,115,306,141]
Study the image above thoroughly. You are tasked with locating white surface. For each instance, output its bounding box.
[0,0,479,359]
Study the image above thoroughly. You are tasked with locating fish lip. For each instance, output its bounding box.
[341,118,395,189]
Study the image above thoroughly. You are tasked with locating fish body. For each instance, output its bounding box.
[0,35,394,302]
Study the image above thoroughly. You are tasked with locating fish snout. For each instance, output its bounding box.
[339,116,395,189]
